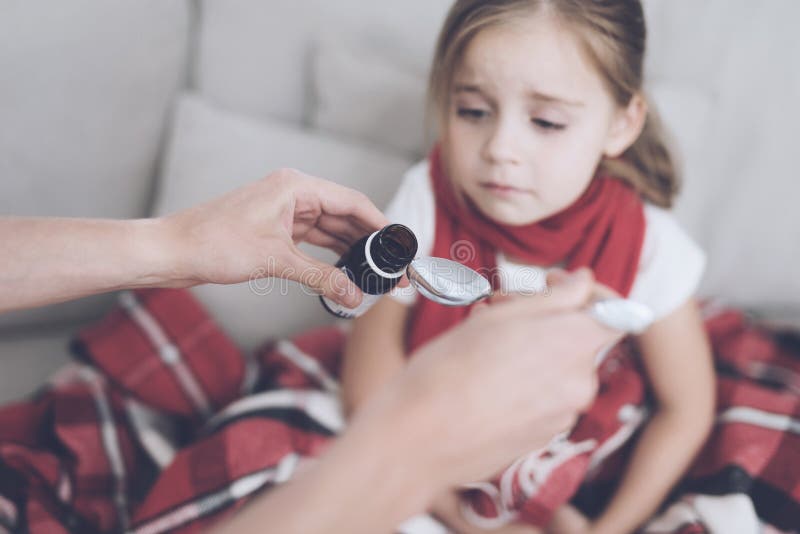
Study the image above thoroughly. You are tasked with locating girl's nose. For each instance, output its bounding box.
[482,118,522,165]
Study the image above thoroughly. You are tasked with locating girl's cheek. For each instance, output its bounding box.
[444,121,470,148]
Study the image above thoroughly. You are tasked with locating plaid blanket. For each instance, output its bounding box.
[0,289,797,533]
[460,305,800,533]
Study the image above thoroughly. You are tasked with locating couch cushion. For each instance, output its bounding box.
[0,328,73,404]
[0,0,190,331]
[311,37,429,159]
[153,94,413,350]
[643,0,800,308]
[194,0,452,124]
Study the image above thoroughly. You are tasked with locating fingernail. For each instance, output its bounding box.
[328,270,361,308]
[341,285,363,308]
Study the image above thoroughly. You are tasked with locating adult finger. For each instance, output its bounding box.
[497,267,596,319]
[280,245,363,308]
[546,268,620,301]
[312,179,389,233]
[314,213,372,245]
[300,227,350,255]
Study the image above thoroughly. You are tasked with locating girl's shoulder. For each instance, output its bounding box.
[630,204,707,320]
[640,204,705,262]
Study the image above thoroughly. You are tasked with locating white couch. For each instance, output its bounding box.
[2,0,799,403]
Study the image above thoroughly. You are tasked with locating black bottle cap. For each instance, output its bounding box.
[368,224,418,275]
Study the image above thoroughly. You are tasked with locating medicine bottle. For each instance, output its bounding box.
[320,223,417,319]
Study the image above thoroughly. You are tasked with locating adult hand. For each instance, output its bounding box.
[215,269,625,534]
[357,268,623,491]
[162,168,390,307]
[1,168,391,313]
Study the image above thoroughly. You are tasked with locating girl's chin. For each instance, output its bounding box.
[473,200,547,226]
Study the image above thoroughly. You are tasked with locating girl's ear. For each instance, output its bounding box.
[603,93,647,158]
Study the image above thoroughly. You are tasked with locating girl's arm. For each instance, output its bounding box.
[587,299,716,534]
[341,295,411,417]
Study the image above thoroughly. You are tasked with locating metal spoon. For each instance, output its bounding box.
[406,257,493,306]
[406,257,654,334]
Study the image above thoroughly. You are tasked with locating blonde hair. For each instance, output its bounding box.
[428,0,680,208]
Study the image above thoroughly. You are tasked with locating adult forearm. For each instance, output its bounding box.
[0,216,183,313]
[592,408,713,534]
[213,393,438,534]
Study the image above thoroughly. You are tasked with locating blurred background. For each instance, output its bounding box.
[1,0,799,402]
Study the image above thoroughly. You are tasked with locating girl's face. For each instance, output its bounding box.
[442,13,645,226]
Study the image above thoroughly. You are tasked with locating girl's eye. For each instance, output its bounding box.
[457,108,489,120]
[532,118,566,131]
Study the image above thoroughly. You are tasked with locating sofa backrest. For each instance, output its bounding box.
[2,0,799,340]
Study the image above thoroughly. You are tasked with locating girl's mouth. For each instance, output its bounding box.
[479,182,533,198]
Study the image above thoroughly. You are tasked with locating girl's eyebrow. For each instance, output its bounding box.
[453,83,489,97]
[454,82,583,108]
[527,89,585,108]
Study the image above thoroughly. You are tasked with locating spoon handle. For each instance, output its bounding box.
[586,298,654,334]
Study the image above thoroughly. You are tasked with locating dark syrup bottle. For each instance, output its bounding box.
[320,223,418,319]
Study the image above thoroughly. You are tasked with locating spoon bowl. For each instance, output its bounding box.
[406,257,493,306]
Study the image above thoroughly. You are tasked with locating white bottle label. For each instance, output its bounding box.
[321,292,382,319]
[320,230,404,319]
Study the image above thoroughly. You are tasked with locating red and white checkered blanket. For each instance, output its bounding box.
[0,289,797,533]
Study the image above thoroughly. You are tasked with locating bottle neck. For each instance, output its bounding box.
[365,231,406,279]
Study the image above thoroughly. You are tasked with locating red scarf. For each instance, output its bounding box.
[407,145,646,352]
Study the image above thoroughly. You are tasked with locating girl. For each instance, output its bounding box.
[342,1,716,533]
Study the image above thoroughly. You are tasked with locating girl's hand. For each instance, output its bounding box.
[431,490,545,534]
[545,505,592,534]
